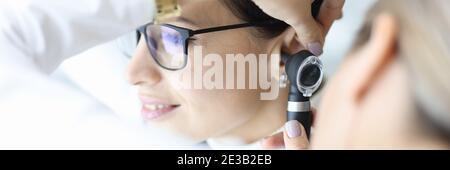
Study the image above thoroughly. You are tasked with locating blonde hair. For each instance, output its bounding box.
[356,0,450,132]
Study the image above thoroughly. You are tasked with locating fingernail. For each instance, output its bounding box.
[285,120,302,138]
[308,42,323,56]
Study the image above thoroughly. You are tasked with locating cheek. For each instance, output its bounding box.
[166,89,262,140]
[167,31,266,95]
[197,30,258,55]
[159,32,267,139]
[165,31,258,88]
[180,31,266,114]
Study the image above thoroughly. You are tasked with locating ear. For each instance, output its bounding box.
[281,27,306,55]
[349,13,398,102]
[270,27,306,80]
[266,27,299,75]
[276,27,306,73]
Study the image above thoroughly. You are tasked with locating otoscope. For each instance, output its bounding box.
[284,0,324,139]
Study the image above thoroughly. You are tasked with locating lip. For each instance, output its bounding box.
[139,95,180,121]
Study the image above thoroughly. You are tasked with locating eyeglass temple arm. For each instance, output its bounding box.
[191,0,323,37]
[191,20,280,35]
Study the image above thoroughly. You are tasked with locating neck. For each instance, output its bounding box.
[211,89,288,145]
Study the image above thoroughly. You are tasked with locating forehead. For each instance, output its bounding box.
[176,0,239,27]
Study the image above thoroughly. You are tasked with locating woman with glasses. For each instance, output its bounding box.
[0,0,342,148]
[128,0,343,149]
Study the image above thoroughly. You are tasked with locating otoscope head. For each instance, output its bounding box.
[284,50,324,97]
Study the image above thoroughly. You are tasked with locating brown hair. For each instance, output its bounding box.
[220,0,289,38]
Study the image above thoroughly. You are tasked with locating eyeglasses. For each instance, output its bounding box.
[137,20,279,71]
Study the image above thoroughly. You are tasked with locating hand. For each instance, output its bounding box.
[252,0,345,56]
[262,120,309,150]
[261,108,317,150]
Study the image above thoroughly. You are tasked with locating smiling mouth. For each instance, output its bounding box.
[141,103,180,121]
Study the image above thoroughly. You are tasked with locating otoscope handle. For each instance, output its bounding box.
[287,85,313,139]
[284,0,323,140]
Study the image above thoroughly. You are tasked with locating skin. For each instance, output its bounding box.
[263,13,450,149]
[252,0,345,55]
[312,14,449,149]
[132,0,448,150]
[128,0,294,144]
[128,0,339,146]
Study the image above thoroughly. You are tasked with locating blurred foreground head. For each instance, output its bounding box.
[313,0,450,149]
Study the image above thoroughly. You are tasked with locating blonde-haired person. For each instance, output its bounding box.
[262,0,450,149]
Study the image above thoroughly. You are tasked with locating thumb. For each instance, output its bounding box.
[283,120,310,150]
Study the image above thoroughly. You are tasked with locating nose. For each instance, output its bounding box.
[127,39,162,86]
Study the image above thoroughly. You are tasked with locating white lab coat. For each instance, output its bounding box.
[0,0,193,149]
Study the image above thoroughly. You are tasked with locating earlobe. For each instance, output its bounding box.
[350,13,398,102]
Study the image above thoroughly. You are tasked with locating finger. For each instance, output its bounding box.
[317,0,345,34]
[261,132,284,150]
[284,120,310,150]
[293,15,325,56]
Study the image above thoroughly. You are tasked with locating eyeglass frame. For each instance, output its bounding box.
[137,20,280,71]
